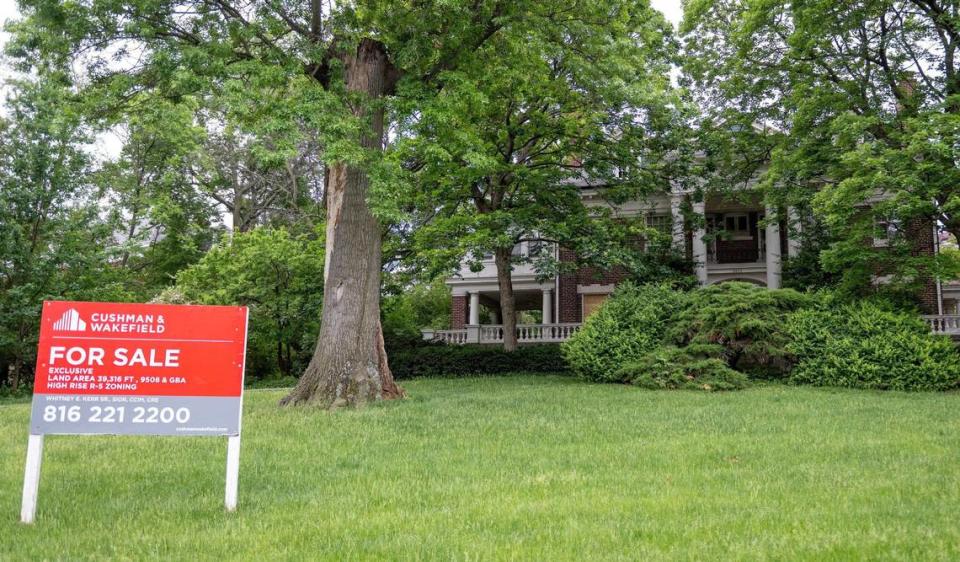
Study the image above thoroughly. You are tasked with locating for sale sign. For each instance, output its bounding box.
[29,301,249,436]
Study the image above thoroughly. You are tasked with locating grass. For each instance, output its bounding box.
[2,375,960,561]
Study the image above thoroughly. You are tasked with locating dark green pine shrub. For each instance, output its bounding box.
[787,301,960,391]
[617,344,750,391]
[562,283,685,382]
[666,282,812,379]
[388,343,569,379]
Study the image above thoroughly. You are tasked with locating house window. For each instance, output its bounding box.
[874,217,901,247]
[645,214,672,236]
[722,213,752,240]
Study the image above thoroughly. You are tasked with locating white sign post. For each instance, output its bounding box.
[20,435,44,524]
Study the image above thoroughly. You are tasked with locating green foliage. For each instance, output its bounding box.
[381,279,452,343]
[0,382,34,401]
[562,284,684,382]
[618,345,749,391]
[171,227,325,379]
[388,343,568,379]
[394,0,687,304]
[787,301,960,391]
[666,282,812,378]
[0,76,133,391]
[682,0,960,297]
[96,97,221,298]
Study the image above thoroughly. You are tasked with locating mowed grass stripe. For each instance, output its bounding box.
[2,376,959,561]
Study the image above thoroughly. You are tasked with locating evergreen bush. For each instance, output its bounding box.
[617,344,749,391]
[787,301,960,391]
[561,283,684,382]
[666,282,812,378]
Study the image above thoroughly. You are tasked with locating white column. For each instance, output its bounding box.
[468,292,480,325]
[692,201,708,285]
[670,192,686,250]
[787,206,802,259]
[542,289,553,325]
[765,205,782,289]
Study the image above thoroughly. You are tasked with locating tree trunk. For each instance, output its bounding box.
[277,335,289,376]
[11,356,22,393]
[281,39,403,407]
[494,247,519,352]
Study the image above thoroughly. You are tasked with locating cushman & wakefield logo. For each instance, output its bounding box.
[52,307,168,334]
[52,309,87,331]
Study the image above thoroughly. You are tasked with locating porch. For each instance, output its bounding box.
[424,323,583,345]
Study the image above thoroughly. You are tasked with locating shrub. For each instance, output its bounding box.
[787,301,960,391]
[666,282,812,378]
[562,283,684,382]
[388,343,568,379]
[245,375,298,389]
[617,345,750,391]
[381,279,452,342]
[169,227,325,380]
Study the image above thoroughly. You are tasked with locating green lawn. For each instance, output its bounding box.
[2,376,960,561]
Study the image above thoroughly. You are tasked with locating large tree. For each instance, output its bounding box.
[10,0,650,405]
[683,0,960,295]
[395,1,683,349]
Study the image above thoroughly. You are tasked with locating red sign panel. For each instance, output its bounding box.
[35,301,247,397]
[30,301,248,436]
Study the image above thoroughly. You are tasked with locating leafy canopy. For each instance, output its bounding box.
[682,0,960,295]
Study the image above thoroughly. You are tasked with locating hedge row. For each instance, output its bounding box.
[388,343,569,379]
[562,282,960,392]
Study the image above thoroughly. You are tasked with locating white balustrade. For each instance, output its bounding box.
[480,326,504,343]
[432,323,582,345]
[430,329,469,344]
[438,316,955,344]
[923,315,960,335]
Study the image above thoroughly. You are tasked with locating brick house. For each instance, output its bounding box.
[426,184,949,345]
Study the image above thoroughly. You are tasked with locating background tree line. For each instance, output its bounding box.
[2,0,957,401]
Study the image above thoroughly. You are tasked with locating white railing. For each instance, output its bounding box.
[923,315,960,335]
[428,329,469,344]
[424,323,582,345]
[517,323,582,343]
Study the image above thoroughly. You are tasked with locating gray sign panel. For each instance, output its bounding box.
[30,394,241,436]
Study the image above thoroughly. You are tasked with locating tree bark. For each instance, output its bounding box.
[494,246,519,352]
[280,38,403,407]
[11,356,22,393]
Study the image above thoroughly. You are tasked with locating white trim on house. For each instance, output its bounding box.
[577,284,616,295]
